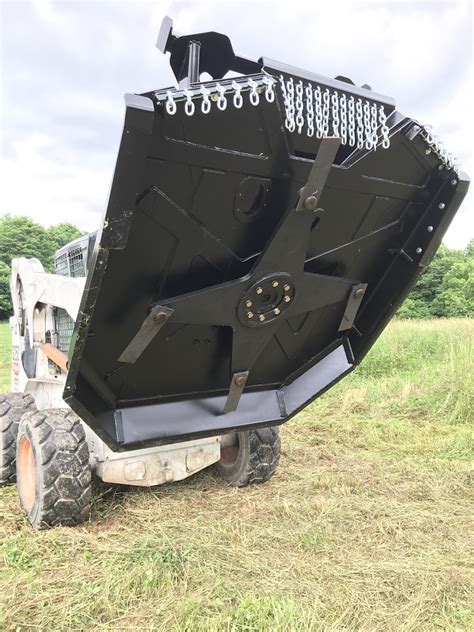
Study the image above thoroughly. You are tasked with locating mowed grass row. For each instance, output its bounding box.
[0,319,473,631]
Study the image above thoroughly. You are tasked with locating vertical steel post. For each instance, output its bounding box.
[187,40,201,84]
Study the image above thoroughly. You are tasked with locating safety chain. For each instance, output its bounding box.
[419,126,460,172]
[280,76,391,150]
[155,72,392,151]
[155,74,277,117]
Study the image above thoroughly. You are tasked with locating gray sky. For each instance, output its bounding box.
[1,0,472,248]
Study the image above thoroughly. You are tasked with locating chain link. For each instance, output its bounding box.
[379,105,390,149]
[248,78,260,106]
[331,91,340,138]
[340,93,348,145]
[348,96,356,146]
[231,80,243,109]
[420,125,460,172]
[200,85,211,114]
[262,75,276,102]
[295,81,304,134]
[215,83,227,111]
[284,76,296,132]
[157,73,395,151]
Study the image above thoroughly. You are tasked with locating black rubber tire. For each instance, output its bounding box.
[16,409,91,529]
[216,426,281,487]
[0,392,36,485]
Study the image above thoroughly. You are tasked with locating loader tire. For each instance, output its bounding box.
[216,426,280,487]
[0,393,36,485]
[16,409,91,529]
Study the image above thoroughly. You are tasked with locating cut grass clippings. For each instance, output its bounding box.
[0,319,473,630]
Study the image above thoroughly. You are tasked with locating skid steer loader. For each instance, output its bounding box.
[1,17,469,529]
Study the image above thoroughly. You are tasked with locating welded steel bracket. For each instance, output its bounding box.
[118,305,174,364]
[223,371,249,414]
[297,136,341,211]
[338,283,368,331]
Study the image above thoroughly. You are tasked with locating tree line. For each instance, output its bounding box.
[397,240,473,319]
[0,214,83,319]
[0,214,473,320]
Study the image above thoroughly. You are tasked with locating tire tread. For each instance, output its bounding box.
[0,393,36,485]
[17,409,91,529]
[217,426,281,487]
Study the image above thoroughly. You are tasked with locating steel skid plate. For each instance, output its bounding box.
[64,68,469,450]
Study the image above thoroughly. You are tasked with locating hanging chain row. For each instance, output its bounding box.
[155,75,277,116]
[419,126,460,173]
[155,73,391,151]
[279,76,390,150]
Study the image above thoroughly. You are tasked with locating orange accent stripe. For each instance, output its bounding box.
[41,342,69,372]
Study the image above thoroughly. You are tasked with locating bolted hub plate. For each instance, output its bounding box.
[238,274,295,327]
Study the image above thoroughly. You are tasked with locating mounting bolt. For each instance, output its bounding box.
[416,247,423,254]
[247,311,254,319]
[427,225,434,233]
[272,280,279,288]
[235,375,246,387]
[245,300,253,308]
[425,148,431,155]
[256,287,263,295]
[284,295,291,303]
[451,179,457,186]
[354,288,365,298]
[153,313,167,324]
[283,284,290,291]
[304,195,318,210]
[274,308,281,315]
[259,314,266,322]
[438,203,446,210]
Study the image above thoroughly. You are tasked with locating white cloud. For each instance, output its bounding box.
[1,131,112,230]
[0,0,472,248]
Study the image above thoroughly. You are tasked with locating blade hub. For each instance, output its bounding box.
[238,274,295,327]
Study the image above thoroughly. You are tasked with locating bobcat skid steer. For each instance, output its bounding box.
[1,17,469,529]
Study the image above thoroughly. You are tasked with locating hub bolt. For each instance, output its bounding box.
[256,287,263,295]
[283,284,290,291]
[284,295,291,303]
[272,280,279,288]
[274,308,281,315]
[259,314,266,322]
[245,300,253,308]
[247,311,254,319]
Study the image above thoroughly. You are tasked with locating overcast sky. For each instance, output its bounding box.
[1,0,472,248]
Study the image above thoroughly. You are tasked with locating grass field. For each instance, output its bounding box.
[0,319,473,631]
[0,321,11,393]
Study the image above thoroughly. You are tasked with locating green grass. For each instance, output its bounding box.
[0,321,10,393]
[0,319,473,631]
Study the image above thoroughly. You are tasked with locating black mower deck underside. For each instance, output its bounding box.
[64,63,469,450]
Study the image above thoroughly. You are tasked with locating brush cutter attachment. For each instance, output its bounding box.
[64,17,469,450]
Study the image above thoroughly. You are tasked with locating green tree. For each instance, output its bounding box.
[0,261,12,319]
[0,214,85,319]
[0,215,50,267]
[436,259,474,317]
[397,241,474,319]
[47,223,84,255]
